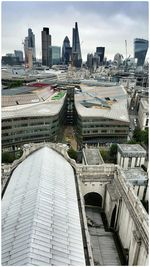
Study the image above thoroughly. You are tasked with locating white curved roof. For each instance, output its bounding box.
[2,147,85,266]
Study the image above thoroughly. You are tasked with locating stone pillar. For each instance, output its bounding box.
[140,157,145,166]
[131,157,136,168]
[124,157,129,169]
[129,230,141,265]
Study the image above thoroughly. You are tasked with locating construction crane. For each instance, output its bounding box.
[125,40,127,59]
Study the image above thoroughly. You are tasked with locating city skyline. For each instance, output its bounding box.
[2,1,149,61]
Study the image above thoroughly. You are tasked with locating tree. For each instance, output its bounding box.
[67,147,77,161]
[110,144,118,157]
[133,128,143,143]
[143,128,148,146]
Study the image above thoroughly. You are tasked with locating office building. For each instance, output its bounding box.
[138,98,149,130]
[2,54,21,66]
[42,27,51,66]
[49,46,61,66]
[96,47,105,64]
[74,84,130,144]
[72,22,82,68]
[14,50,23,62]
[134,38,148,67]
[24,28,36,63]
[62,36,72,65]
[28,28,36,61]
[24,36,29,64]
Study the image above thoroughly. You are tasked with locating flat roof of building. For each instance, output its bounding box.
[124,168,148,185]
[2,96,66,119]
[140,98,149,110]
[74,84,129,122]
[83,148,104,165]
[118,144,146,155]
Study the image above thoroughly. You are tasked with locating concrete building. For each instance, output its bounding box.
[138,98,149,130]
[117,144,146,169]
[2,85,67,149]
[42,27,51,66]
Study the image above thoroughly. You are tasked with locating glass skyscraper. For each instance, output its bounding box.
[42,27,51,66]
[72,22,82,68]
[134,38,148,67]
[24,28,36,64]
[28,28,36,61]
[62,36,72,65]
[96,47,105,64]
[49,46,61,66]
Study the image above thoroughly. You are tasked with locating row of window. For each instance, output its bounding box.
[83,129,127,134]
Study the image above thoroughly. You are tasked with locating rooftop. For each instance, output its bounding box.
[2,147,85,266]
[124,168,148,185]
[2,98,66,119]
[74,84,129,122]
[118,144,146,155]
[83,148,104,165]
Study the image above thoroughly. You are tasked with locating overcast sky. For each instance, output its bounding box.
[2,1,149,61]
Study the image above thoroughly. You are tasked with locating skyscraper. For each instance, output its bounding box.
[24,28,36,65]
[72,22,82,68]
[49,46,61,66]
[24,37,29,64]
[134,38,148,67]
[62,36,72,65]
[96,47,105,64]
[28,28,36,62]
[14,50,23,62]
[42,27,51,66]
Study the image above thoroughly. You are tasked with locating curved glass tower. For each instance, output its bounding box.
[134,38,148,67]
[62,36,72,65]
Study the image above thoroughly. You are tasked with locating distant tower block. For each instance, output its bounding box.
[28,48,33,69]
[117,144,146,170]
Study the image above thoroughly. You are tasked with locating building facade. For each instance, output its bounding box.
[96,47,105,64]
[62,36,72,65]
[134,38,148,67]
[138,98,149,130]
[41,27,51,66]
[28,28,36,61]
[117,144,146,169]
[72,22,82,68]
[14,50,23,63]
[49,46,61,66]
